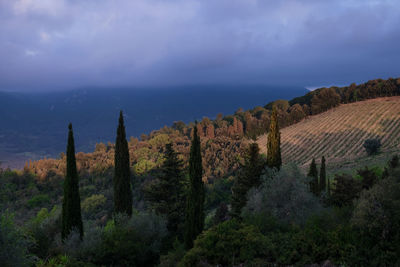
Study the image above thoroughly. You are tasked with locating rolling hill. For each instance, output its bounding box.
[0,86,306,169]
[258,97,400,170]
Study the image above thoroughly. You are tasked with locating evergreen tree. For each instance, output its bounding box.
[62,123,83,240]
[308,158,319,196]
[146,143,186,237]
[267,106,282,170]
[331,173,361,207]
[231,143,263,219]
[114,111,133,217]
[184,124,205,249]
[319,156,326,193]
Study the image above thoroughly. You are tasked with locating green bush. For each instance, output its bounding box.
[0,212,33,267]
[363,138,381,155]
[27,194,50,208]
[61,212,167,266]
[351,169,400,265]
[179,219,271,266]
[26,206,61,259]
[81,194,107,219]
[245,165,322,225]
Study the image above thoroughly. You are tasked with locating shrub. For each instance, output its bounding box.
[351,170,400,265]
[331,174,361,207]
[93,212,167,266]
[81,194,107,219]
[27,193,50,208]
[0,212,33,267]
[180,219,270,266]
[26,207,61,259]
[245,165,322,225]
[363,139,381,155]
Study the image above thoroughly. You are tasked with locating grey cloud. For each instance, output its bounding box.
[0,0,399,91]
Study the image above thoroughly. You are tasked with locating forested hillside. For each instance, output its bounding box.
[25,77,400,181]
[2,77,400,266]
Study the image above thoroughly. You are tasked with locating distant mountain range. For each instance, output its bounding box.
[0,85,307,168]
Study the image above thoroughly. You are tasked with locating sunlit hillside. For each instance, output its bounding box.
[258,97,400,168]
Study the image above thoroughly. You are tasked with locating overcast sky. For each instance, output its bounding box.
[0,0,399,91]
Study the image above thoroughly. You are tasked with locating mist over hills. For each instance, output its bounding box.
[0,85,306,168]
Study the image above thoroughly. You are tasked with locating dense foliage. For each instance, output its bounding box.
[231,143,264,218]
[145,143,186,239]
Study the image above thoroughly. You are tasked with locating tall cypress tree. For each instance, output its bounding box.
[184,124,205,249]
[114,111,133,217]
[62,123,83,240]
[146,143,186,237]
[308,158,319,196]
[267,106,282,170]
[231,143,263,219]
[319,156,326,193]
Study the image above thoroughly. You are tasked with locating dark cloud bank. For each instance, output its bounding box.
[0,0,399,91]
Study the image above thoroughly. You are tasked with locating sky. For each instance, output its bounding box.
[0,0,399,91]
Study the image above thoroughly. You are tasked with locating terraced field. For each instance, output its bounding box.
[258,97,400,168]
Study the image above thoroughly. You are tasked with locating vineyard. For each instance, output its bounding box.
[258,97,400,169]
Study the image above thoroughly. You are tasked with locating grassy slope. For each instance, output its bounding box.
[257,97,400,173]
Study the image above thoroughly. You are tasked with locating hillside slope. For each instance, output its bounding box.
[258,97,400,168]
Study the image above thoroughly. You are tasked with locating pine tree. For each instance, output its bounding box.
[62,123,83,240]
[184,124,205,249]
[267,106,282,170]
[308,158,319,196]
[231,143,263,219]
[319,156,326,193]
[114,111,133,217]
[146,143,186,237]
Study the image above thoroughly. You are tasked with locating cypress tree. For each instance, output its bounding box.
[184,124,205,249]
[319,156,326,193]
[231,143,263,219]
[62,123,83,240]
[267,106,282,170]
[146,143,186,237]
[114,111,133,217]
[308,158,319,196]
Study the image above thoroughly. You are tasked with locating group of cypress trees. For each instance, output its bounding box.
[231,105,282,219]
[308,156,328,196]
[62,111,133,241]
[62,113,205,250]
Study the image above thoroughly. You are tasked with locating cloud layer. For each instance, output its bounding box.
[1,0,399,90]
